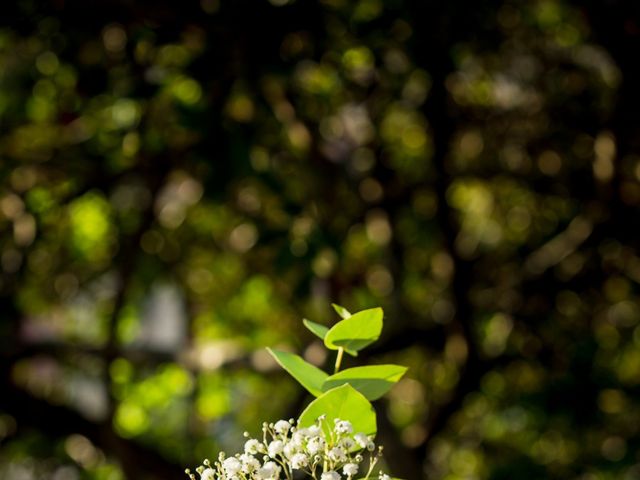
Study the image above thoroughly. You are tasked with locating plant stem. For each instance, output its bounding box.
[334,347,344,373]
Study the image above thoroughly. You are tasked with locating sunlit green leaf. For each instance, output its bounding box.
[303,318,329,340]
[322,365,408,400]
[267,348,328,397]
[324,307,383,354]
[332,303,352,319]
[298,384,376,437]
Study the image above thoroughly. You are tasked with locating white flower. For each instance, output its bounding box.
[307,436,325,455]
[222,457,242,476]
[268,440,284,457]
[291,429,307,447]
[321,471,341,480]
[283,442,296,459]
[334,420,353,435]
[354,433,369,449]
[256,461,281,480]
[328,446,347,462]
[200,468,216,480]
[244,439,262,455]
[274,420,291,434]
[189,415,387,480]
[340,437,355,450]
[343,463,358,477]
[240,453,260,473]
[290,453,309,469]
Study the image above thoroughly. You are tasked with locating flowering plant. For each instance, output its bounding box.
[186,304,406,480]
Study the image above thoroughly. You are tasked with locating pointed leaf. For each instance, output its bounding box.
[266,348,328,397]
[298,384,376,437]
[304,318,357,355]
[324,307,383,354]
[322,365,408,400]
[303,319,329,340]
[344,347,358,357]
[331,303,352,319]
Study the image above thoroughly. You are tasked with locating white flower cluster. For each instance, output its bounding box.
[185,417,391,480]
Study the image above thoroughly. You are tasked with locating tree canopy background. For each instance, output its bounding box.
[2,0,640,479]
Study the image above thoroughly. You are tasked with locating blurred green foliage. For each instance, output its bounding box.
[1,0,640,479]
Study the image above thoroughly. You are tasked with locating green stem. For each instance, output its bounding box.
[363,455,378,479]
[334,347,344,373]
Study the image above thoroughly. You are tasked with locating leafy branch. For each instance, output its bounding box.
[267,304,407,457]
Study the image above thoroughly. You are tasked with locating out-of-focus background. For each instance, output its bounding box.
[1,0,640,478]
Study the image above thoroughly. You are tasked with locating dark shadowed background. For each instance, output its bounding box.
[2,0,640,478]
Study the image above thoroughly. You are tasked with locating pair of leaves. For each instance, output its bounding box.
[304,306,383,357]
[267,348,407,401]
[268,306,406,401]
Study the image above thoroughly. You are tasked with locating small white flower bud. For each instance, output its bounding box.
[222,457,242,476]
[290,452,309,469]
[256,461,280,480]
[267,439,284,457]
[239,453,260,473]
[343,463,359,477]
[334,420,353,435]
[328,446,347,462]
[354,433,368,449]
[307,436,326,455]
[274,420,291,434]
[244,439,261,455]
[321,471,341,480]
[291,429,306,446]
[200,467,216,480]
[283,442,298,459]
[340,437,355,449]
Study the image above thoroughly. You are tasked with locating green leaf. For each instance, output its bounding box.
[303,317,357,356]
[331,303,352,319]
[298,384,377,437]
[322,365,408,400]
[344,347,358,357]
[324,307,383,355]
[303,318,329,340]
[266,348,328,397]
